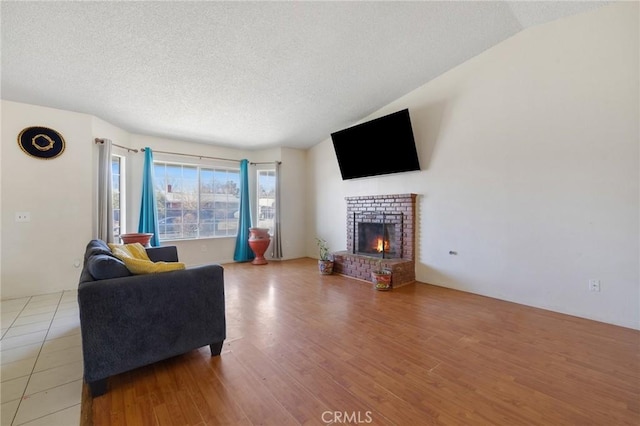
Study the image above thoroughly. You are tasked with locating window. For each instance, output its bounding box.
[154,162,240,240]
[112,155,124,240]
[257,169,276,234]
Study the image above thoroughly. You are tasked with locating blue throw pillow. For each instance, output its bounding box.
[87,254,132,280]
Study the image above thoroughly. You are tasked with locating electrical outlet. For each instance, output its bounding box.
[15,212,31,222]
[589,279,601,292]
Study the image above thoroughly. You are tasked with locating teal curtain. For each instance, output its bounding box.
[138,147,160,247]
[233,159,254,262]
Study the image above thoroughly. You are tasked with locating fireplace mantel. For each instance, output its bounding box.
[334,193,417,288]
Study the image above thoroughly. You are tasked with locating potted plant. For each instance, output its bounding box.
[315,238,334,275]
[371,259,392,291]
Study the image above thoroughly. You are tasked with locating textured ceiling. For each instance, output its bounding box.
[1,1,608,150]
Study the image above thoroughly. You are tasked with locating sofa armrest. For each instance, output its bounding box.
[145,245,178,262]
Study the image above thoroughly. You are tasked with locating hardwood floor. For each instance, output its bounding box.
[86,258,639,425]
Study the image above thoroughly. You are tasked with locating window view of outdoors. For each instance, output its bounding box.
[154,162,240,240]
[112,156,122,240]
[257,169,276,234]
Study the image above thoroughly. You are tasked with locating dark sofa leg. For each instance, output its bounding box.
[89,378,108,397]
[210,341,224,356]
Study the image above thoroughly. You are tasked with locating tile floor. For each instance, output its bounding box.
[1,291,83,425]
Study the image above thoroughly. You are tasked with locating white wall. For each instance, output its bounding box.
[1,101,95,298]
[308,3,639,329]
[1,104,308,299]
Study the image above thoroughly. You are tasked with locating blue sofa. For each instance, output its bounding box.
[77,239,226,397]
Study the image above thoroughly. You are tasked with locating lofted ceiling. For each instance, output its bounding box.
[1,1,609,150]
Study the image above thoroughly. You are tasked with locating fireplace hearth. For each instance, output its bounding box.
[333,193,417,288]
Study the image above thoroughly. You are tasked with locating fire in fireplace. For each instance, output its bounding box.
[351,210,404,259]
[357,222,397,257]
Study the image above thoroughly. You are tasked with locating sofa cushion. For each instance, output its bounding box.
[108,243,186,275]
[87,254,132,280]
[84,239,113,260]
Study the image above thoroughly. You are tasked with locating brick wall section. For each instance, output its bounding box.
[335,193,417,288]
[333,253,415,288]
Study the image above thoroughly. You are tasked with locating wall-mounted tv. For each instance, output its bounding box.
[331,108,420,180]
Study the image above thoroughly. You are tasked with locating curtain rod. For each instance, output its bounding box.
[140,147,240,163]
[250,161,282,165]
[95,139,282,164]
[139,148,282,165]
[94,138,138,153]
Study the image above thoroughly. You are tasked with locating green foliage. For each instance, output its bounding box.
[315,238,330,261]
[373,258,390,273]
[375,258,382,272]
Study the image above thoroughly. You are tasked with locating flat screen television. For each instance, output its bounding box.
[331,108,420,180]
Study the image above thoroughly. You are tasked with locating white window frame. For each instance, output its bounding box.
[153,160,241,241]
[256,168,276,235]
[112,154,125,240]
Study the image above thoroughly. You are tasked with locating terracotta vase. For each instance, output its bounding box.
[119,233,154,247]
[248,228,271,265]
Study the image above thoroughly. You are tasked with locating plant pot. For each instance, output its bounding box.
[119,233,154,247]
[318,260,334,275]
[248,228,271,265]
[371,270,392,291]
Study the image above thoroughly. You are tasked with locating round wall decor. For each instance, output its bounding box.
[17,126,65,159]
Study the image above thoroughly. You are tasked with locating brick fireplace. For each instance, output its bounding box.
[333,193,417,288]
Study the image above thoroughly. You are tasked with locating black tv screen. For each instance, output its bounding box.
[331,109,420,180]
